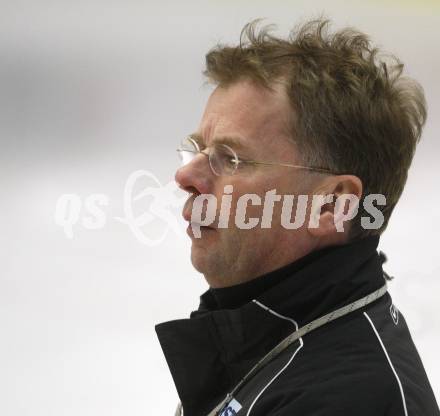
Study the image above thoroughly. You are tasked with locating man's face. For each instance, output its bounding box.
[175,79,315,288]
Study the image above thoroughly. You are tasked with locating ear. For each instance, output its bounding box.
[307,175,363,239]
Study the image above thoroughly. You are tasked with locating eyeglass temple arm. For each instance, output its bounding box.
[239,159,335,175]
[177,149,335,175]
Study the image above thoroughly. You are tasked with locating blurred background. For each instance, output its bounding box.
[1,0,439,414]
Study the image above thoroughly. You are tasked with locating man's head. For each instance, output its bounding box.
[175,18,426,288]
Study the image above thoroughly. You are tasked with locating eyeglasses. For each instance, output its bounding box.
[176,135,336,176]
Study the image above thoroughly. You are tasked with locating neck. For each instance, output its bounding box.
[205,235,320,289]
[207,241,348,310]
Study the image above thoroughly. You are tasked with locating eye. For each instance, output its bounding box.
[219,146,238,165]
[211,144,239,175]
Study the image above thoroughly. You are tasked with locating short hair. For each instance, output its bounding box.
[202,18,427,238]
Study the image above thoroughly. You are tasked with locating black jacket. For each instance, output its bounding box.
[156,236,439,415]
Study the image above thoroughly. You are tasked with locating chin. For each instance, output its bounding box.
[190,247,209,274]
[190,246,224,280]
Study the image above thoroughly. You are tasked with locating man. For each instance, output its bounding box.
[155,19,439,416]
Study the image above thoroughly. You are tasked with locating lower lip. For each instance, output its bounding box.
[186,224,216,237]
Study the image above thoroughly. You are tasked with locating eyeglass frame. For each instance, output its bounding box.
[176,135,338,176]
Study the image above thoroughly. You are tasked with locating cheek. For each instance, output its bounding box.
[216,175,298,228]
[221,194,270,230]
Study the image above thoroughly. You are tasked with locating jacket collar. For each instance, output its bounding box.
[200,242,336,311]
[155,236,386,416]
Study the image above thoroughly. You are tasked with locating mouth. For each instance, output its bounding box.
[182,196,217,230]
[186,223,216,239]
[182,196,195,223]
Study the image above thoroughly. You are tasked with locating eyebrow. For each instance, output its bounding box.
[189,133,248,151]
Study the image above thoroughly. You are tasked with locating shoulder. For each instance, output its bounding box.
[245,298,438,415]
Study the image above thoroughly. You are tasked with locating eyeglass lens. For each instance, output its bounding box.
[178,137,238,176]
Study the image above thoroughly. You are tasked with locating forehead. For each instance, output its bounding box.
[196,80,293,155]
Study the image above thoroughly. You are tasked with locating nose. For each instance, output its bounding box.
[175,153,213,195]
